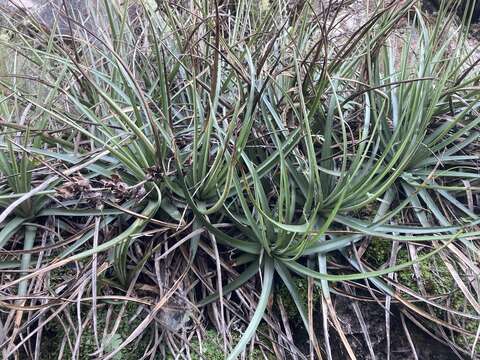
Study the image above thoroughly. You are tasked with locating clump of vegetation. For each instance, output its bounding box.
[0,0,479,359]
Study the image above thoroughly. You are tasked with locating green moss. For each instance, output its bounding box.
[42,303,271,359]
[365,238,392,267]
[397,251,454,295]
[179,329,269,360]
[365,239,454,295]
[189,330,225,360]
[458,319,480,353]
[276,276,320,328]
[449,296,479,353]
[365,240,479,353]
[41,302,150,360]
[366,242,477,353]
[42,312,271,359]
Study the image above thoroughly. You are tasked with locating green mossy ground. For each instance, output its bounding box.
[41,305,273,359]
[41,303,150,360]
[164,329,270,360]
[277,277,320,325]
[365,238,454,293]
[365,239,479,351]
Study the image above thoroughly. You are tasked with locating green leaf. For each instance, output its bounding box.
[227,257,274,360]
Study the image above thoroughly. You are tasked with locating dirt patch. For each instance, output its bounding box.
[330,297,460,360]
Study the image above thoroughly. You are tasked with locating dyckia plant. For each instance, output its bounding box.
[0,0,479,359]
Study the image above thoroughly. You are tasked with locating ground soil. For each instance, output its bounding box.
[329,297,461,360]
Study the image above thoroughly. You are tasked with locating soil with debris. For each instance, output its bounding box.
[329,297,459,360]
[288,294,461,359]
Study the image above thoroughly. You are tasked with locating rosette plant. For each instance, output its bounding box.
[0,0,479,358]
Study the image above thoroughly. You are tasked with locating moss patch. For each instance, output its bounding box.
[276,276,320,326]
[169,329,270,360]
[41,303,150,360]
